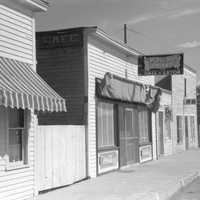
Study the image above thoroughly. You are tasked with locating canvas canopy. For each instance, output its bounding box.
[96,72,161,113]
[0,57,66,112]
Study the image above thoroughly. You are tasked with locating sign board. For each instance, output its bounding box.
[138,53,184,76]
[98,150,119,174]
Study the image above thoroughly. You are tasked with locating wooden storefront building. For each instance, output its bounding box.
[0,1,66,200]
[36,27,162,182]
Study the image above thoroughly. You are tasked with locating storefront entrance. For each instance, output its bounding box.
[119,106,139,166]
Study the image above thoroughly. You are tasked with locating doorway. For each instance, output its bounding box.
[119,106,139,166]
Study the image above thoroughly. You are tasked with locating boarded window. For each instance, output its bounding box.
[97,102,115,148]
[138,107,150,144]
[177,115,183,144]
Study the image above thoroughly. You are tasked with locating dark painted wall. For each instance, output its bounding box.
[36,28,85,125]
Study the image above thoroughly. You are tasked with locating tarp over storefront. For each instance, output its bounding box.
[96,72,161,112]
[0,57,66,112]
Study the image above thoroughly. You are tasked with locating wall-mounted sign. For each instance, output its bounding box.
[138,53,184,76]
[98,150,119,174]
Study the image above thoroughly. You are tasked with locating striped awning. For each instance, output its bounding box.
[0,57,66,112]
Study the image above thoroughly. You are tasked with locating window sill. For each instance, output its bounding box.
[6,164,29,171]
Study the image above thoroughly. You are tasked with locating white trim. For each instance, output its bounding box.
[184,67,196,76]
[95,29,140,57]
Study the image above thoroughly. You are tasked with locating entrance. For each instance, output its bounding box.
[158,111,164,156]
[185,116,189,150]
[119,106,139,166]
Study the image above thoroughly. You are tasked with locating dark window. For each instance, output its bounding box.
[184,78,187,97]
[8,108,27,164]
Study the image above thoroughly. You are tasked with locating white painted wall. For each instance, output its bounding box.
[0,3,37,200]
[36,125,86,192]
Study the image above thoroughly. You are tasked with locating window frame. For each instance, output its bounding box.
[96,101,117,151]
[5,108,29,170]
[177,115,183,144]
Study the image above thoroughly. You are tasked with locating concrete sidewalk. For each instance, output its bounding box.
[37,149,200,200]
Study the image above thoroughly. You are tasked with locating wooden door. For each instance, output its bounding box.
[119,106,139,166]
[158,111,164,155]
[185,116,189,150]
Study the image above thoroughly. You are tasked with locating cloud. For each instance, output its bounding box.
[127,14,156,24]
[127,7,200,25]
[168,8,200,18]
[178,40,200,49]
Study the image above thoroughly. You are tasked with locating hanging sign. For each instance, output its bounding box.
[138,53,184,76]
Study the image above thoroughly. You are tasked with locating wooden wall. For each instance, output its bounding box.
[36,29,85,125]
[0,3,37,200]
[0,5,33,64]
[87,35,155,177]
[36,125,86,191]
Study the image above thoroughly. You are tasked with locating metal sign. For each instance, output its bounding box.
[138,53,184,76]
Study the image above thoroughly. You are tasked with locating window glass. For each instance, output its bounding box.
[177,116,183,144]
[190,116,195,143]
[8,108,26,164]
[138,106,150,144]
[97,102,115,148]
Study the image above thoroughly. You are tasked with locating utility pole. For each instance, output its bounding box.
[124,24,127,44]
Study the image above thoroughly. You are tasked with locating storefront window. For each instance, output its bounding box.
[190,116,195,143]
[0,107,28,168]
[97,102,115,149]
[138,107,151,144]
[177,115,183,144]
[8,108,26,164]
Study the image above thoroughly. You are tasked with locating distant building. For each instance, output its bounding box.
[156,65,198,153]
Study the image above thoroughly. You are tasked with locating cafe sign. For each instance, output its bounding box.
[138,53,184,76]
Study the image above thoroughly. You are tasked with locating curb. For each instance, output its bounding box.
[166,171,200,200]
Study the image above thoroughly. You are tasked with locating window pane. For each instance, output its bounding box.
[138,107,150,143]
[9,108,24,128]
[9,129,23,162]
[177,116,183,144]
[190,116,195,143]
[97,102,115,148]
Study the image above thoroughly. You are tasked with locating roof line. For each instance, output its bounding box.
[184,64,196,74]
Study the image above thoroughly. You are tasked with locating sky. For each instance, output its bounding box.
[36,0,200,83]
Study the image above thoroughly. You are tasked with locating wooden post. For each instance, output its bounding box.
[124,24,127,44]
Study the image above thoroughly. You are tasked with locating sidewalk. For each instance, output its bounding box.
[37,149,200,200]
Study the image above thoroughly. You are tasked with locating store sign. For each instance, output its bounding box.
[138,53,184,76]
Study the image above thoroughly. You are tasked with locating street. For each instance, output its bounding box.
[170,178,200,200]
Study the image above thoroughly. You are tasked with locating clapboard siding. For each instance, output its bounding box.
[0,111,36,200]
[37,39,85,125]
[0,5,33,64]
[87,36,154,177]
